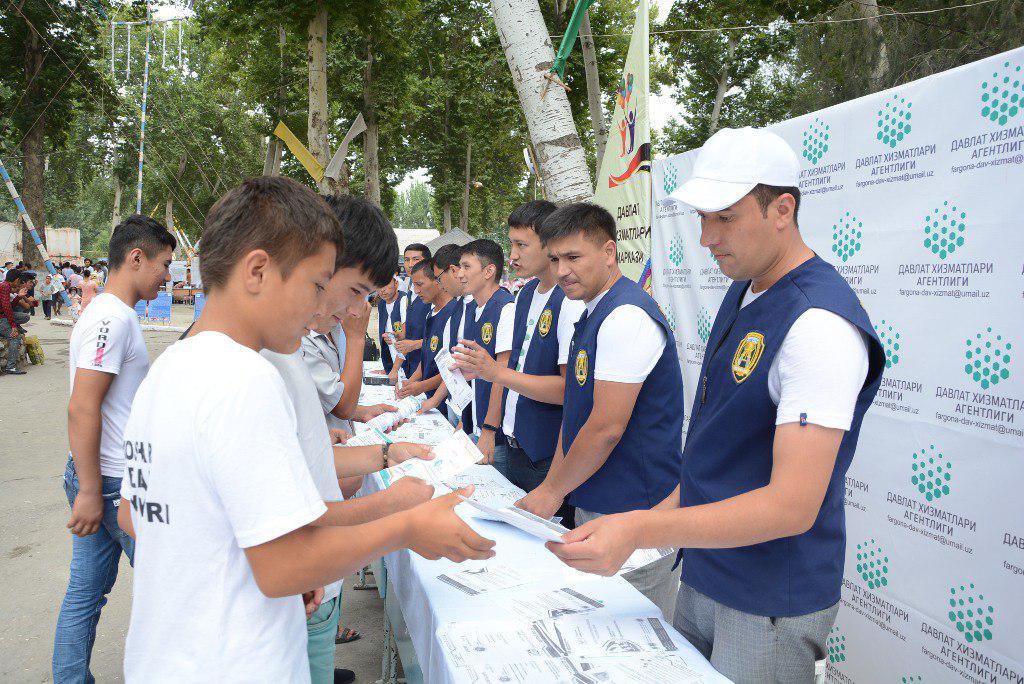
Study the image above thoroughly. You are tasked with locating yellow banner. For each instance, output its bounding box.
[273,121,324,183]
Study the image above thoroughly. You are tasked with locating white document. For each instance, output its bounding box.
[449,655,709,684]
[440,615,684,665]
[434,347,473,414]
[342,427,392,447]
[387,411,454,445]
[436,564,531,596]
[618,547,676,576]
[376,430,481,488]
[447,471,525,509]
[502,586,605,621]
[361,394,426,433]
[458,497,569,542]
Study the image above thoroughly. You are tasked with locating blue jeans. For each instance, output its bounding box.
[479,434,511,480]
[505,443,576,528]
[307,592,342,684]
[53,456,134,684]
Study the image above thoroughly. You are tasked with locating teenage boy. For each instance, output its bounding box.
[396,259,458,404]
[549,129,884,682]
[54,215,176,682]
[261,193,433,683]
[376,276,406,375]
[117,177,493,681]
[516,203,683,617]
[394,243,432,377]
[453,202,585,505]
[1,270,31,374]
[452,239,514,474]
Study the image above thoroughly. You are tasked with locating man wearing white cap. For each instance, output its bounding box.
[548,127,885,682]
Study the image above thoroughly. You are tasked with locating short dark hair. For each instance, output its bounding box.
[5,269,24,283]
[403,243,431,260]
[433,244,464,271]
[322,194,400,288]
[508,200,557,233]
[539,202,616,246]
[462,239,504,281]
[750,184,800,224]
[108,214,177,269]
[409,258,435,277]
[199,177,341,292]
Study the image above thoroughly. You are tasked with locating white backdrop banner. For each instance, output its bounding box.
[651,47,1024,683]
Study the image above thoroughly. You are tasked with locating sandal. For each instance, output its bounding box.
[335,625,362,644]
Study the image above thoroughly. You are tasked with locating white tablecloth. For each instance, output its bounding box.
[361,461,728,683]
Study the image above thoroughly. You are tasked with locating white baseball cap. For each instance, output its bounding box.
[670,127,800,212]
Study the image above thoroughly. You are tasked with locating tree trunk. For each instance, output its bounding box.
[442,202,452,233]
[460,140,472,232]
[491,0,592,204]
[21,23,46,260]
[709,35,737,135]
[111,177,122,231]
[855,0,890,91]
[362,42,381,206]
[580,9,607,171]
[307,1,329,192]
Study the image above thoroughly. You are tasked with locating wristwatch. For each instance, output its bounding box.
[382,442,391,467]
[481,423,499,433]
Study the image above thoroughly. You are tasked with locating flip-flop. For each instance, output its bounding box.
[335,625,362,644]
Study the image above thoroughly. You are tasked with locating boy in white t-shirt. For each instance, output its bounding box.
[55,215,176,683]
[118,178,493,683]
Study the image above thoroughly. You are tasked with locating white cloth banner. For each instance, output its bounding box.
[651,47,1024,683]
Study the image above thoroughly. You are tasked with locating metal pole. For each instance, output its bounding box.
[161,21,166,68]
[136,6,152,213]
[110,22,115,76]
[177,19,183,69]
[126,24,131,79]
[0,157,75,315]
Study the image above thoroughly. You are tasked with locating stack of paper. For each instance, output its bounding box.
[375,430,482,488]
[359,394,426,433]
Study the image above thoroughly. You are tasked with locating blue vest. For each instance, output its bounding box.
[402,292,431,377]
[420,298,459,396]
[376,296,402,374]
[505,279,567,463]
[562,277,683,515]
[463,287,514,432]
[679,255,885,617]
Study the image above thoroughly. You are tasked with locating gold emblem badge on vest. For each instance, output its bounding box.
[538,309,553,337]
[430,335,439,352]
[732,332,766,384]
[481,322,494,344]
[575,349,589,386]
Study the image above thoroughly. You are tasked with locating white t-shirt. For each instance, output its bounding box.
[503,286,585,437]
[470,298,515,430]
[68,292,149,477]
[741,287,869,430]
[261,348,344,603]
[121,332,326,683]
[586,288,668,384]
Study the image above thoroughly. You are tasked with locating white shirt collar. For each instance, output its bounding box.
[585,288,611,315]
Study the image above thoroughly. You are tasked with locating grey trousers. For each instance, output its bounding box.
[0,319,21,371]
[574,508,681,618]
[672,580,838,683]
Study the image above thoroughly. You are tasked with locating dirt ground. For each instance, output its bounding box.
[0,310,387,682]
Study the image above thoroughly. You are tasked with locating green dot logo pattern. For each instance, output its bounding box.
[826,627,846,664]
[855,538,889,590]
[697,307,712,344]
[877,93,912,148]
[663,304,677,333]
[802,117,830,165]
[901,677,923,683]
[964,327,1012,390]
[947,583,994,643]
[981,61,1023,126]
[668,236,684,267]
[832,211,863,263]
[874,319,901,369]
[911,444,951,502]
[663,163,679,196]
[923,201,966,259]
